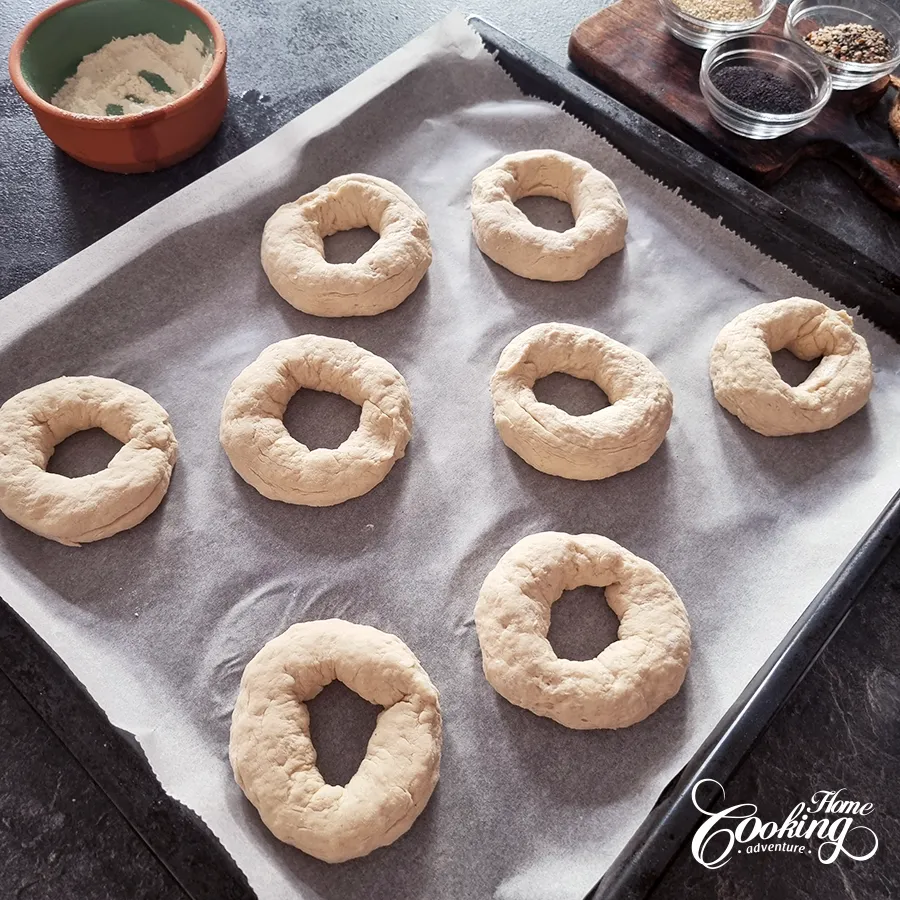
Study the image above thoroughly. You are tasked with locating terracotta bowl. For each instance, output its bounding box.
[9,0,227,173]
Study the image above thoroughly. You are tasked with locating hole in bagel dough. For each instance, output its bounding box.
[306,681,380,787]
[547,585,620,662]
[770,349,821,387]
[533,372,610,416]
[514,196,576,233]
[283,389,362,450]
[323,226,380,264]
[46,428,122,478]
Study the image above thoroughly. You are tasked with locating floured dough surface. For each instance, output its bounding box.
[471,149,628,281]
[230,619,442,863]
[475,532,691,730]
[219,335,412,506]
[491,322,673,480]
[261,174,432,317]
[0,376,177,546]
[709,297,874,436]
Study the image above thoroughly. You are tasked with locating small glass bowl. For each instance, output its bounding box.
[700,34,832,138]
[657,0,778,49]
[784,0,900,90]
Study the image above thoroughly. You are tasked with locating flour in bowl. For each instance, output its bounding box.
[51,32,212,117]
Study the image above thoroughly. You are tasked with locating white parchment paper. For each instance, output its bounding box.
[1,14,899,900]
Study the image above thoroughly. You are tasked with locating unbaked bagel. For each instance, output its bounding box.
[261,174,432,317]
[470,149,628,281]
[0,376,177,546]
[219,335,412,506]
[709,298,874,436]
[490,323,673,480]
[475,532,691,730]
[230,619,442,863]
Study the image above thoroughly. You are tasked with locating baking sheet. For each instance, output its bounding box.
[1,13,900,900]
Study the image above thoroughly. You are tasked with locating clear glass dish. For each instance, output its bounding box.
[657,0,778,49]
[784,0,900,90]
[699,34,832,138]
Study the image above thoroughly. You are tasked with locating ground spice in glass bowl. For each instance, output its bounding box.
[803,22,891,63]
[710,65,809,113]
[784,0,900,90]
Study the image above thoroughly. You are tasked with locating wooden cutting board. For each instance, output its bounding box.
[569,0,900,210]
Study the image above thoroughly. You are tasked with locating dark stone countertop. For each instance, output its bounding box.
[0,1,898,898]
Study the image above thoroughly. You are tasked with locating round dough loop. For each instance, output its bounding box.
[490,323,673,480]
[220,335,412,506]
[709,298,874,437]
[230,619,442,863]
[0,376,177,546]
[475,532,691,730]
[261,174,432,317]
[470,149,628,281]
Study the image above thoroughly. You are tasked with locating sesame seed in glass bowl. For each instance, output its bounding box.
[657,0,778,49]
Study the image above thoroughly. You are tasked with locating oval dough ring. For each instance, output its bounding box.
[219,335,412,506]
[261,173,432,317]
[0,375,177,547]
[470,149,628,281]
[490,322,673,480]
[229,619,442,863]
[475,532,691,730]
[709,297,874,437]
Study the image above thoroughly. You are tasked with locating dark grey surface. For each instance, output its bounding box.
[659,549,900,900]
[0,1,898,898]
[0,669,185,900]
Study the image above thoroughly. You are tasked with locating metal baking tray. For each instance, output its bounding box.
[1,18,898,900]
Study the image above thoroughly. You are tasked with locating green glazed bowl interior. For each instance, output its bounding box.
[20,0,214,102]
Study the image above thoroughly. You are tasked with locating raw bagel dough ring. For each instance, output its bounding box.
[0,376,177,546]
[490,323,673,480]
[261,174,432,317]
[220,335,412,506]
[709,297,874,436]
[475,532,691,730]
[470,149,628,281]
[229,619,442,863]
